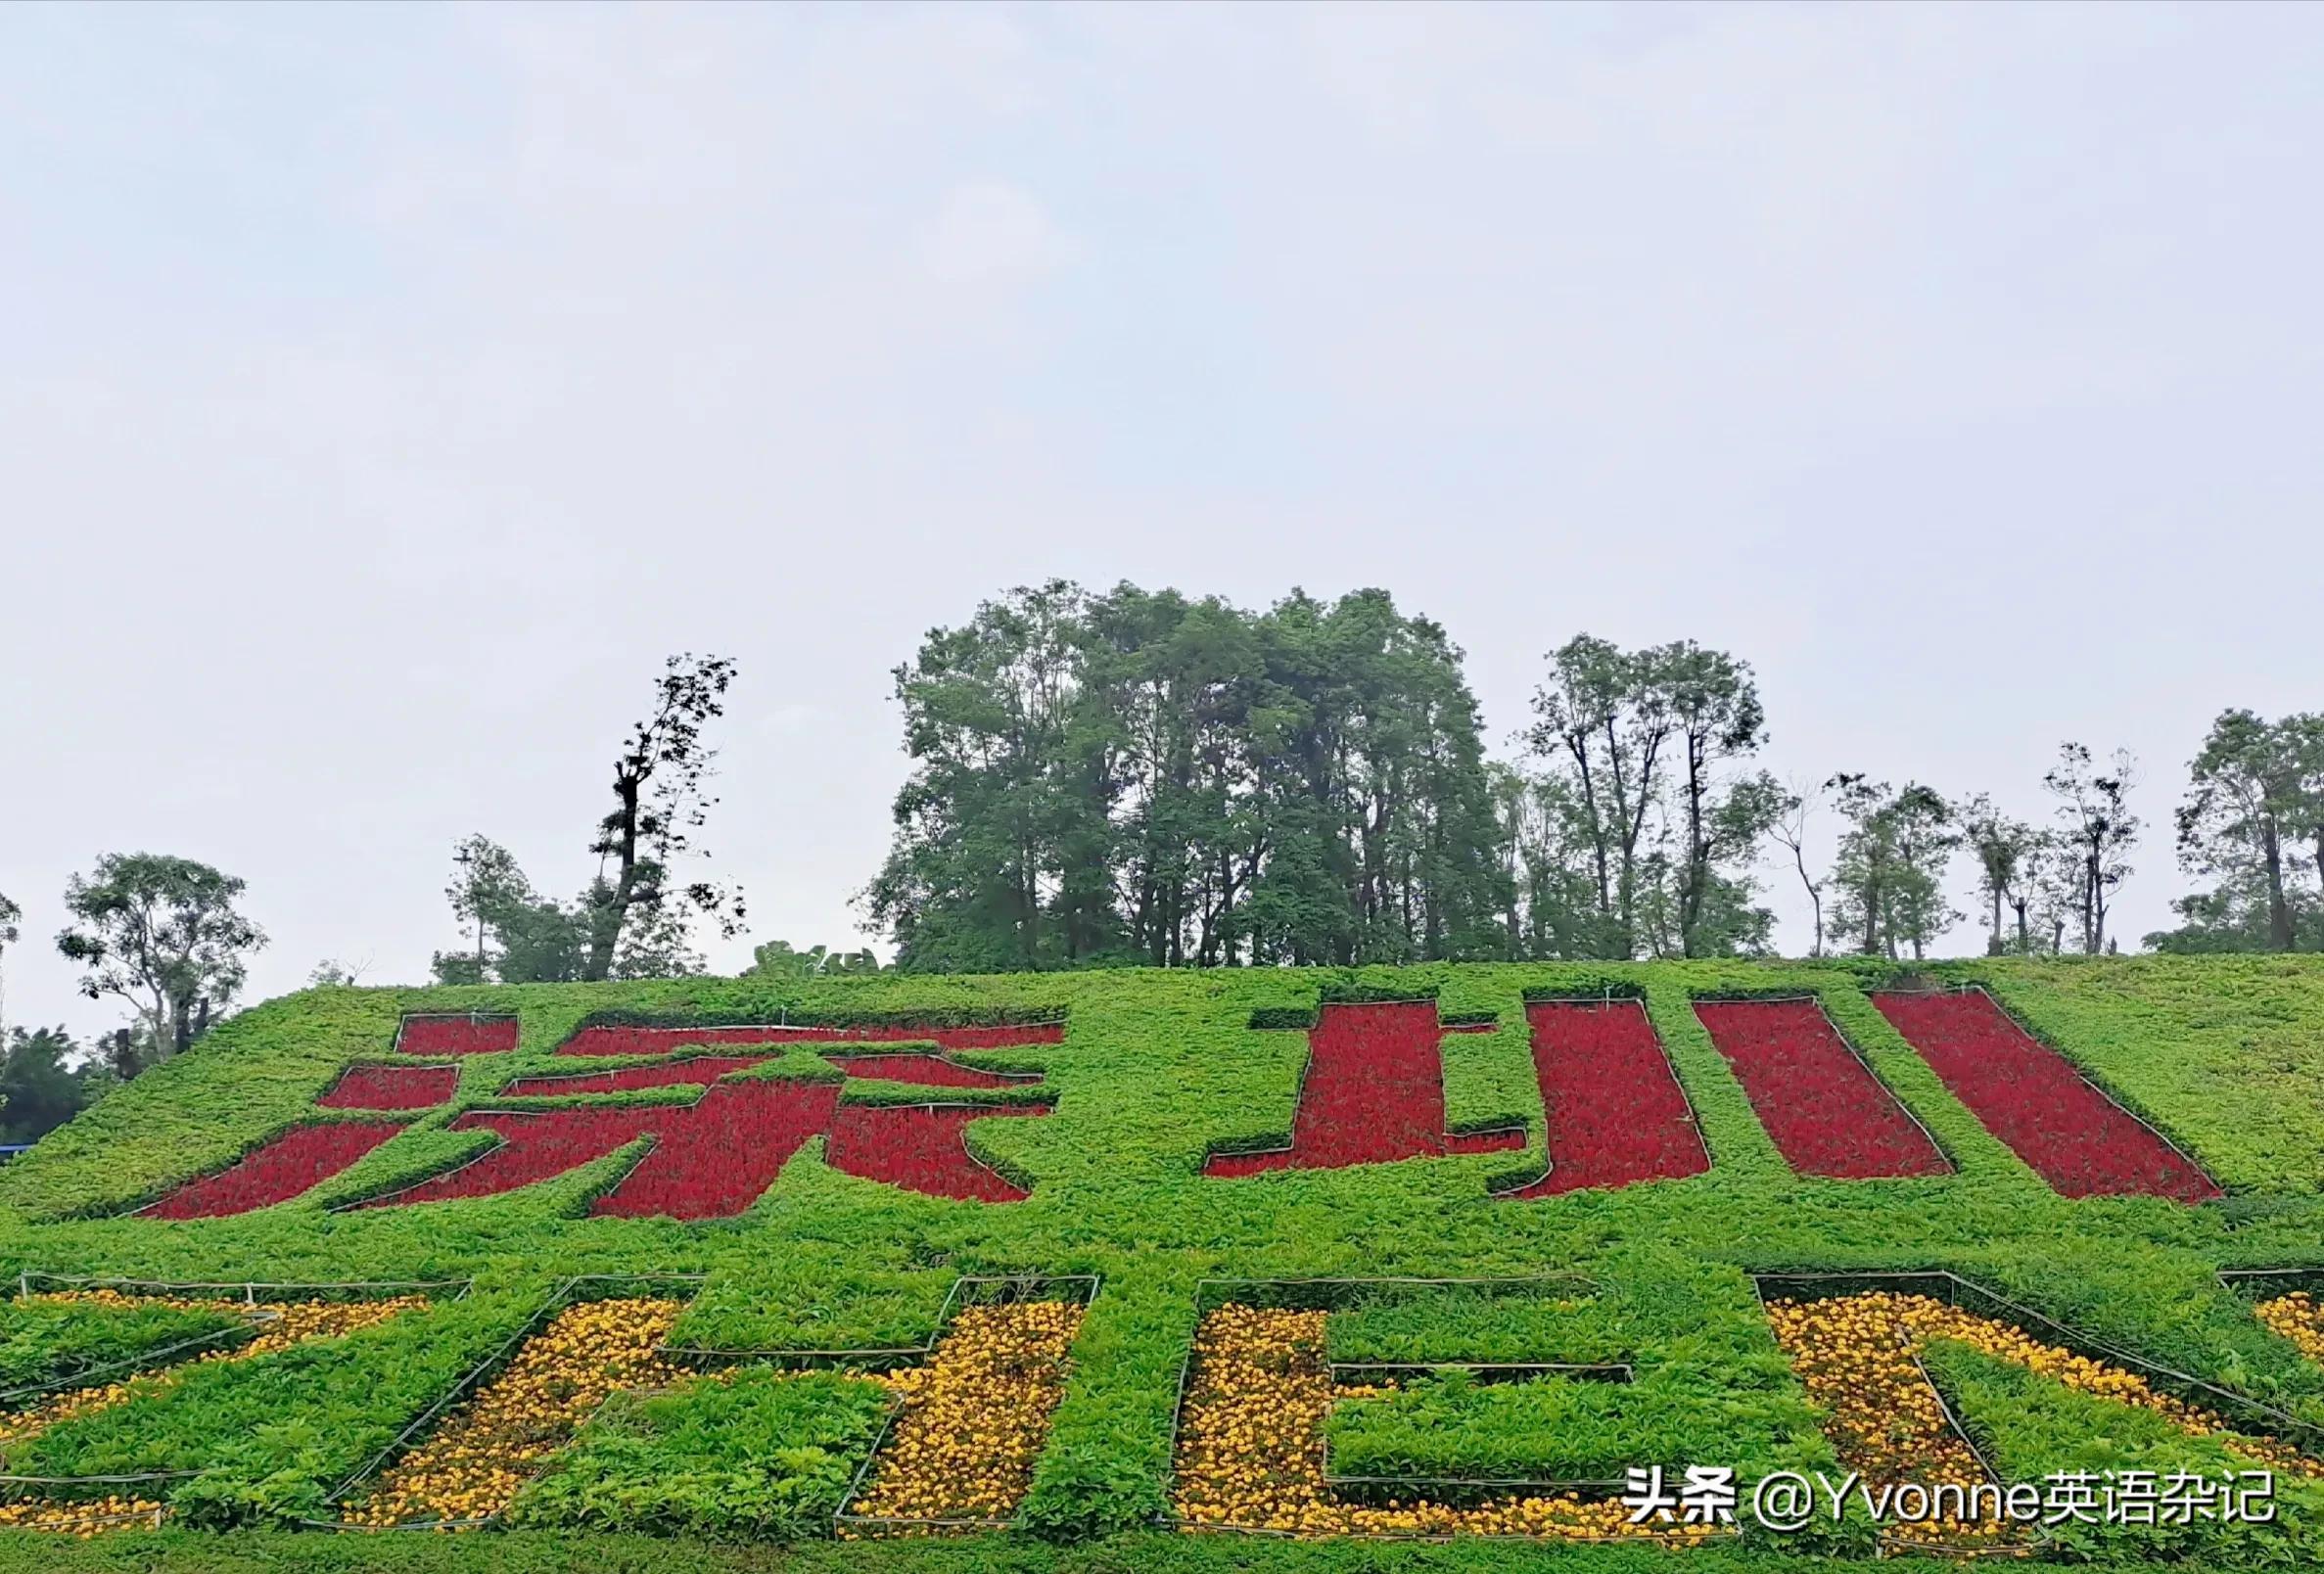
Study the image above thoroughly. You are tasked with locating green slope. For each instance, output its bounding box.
[2,956,2323,1567]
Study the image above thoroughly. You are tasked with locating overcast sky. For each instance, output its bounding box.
[5,3,2321,1042]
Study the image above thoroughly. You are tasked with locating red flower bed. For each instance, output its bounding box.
[1501,999,1708,1198]
[1204,1001,1526,1178]
[496,1054,777,1097]
[555,1021,1063,1057]
[822,1052,1027,1089]
[142,1121,409,1219]
[395,1015,519,1056]
[594,1081,845,1220]
[317,1064,461,1111]
[1693,999,1950,1179]
[1871,990,2220,1202]
[354,1105,667,1212]
[823,1102,1048,1201]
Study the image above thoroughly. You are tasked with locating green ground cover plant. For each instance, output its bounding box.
[514,1368,892,1538]
[0,1294,245,1395]
[3,958,2324,1566]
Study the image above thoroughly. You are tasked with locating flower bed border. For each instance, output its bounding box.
[1871,984,2221,1200]
[0,1275,470,1513]
[2220,1266,2324,1301]
[313,1272,708,1533]
[1161,1274,1662,1538]
[828,1273,1101,1537]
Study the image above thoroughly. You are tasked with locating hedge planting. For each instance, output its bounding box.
[3,959,2324,1567]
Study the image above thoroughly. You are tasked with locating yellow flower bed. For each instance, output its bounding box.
[1169,1304,1712,1541]
[2256,1292,2324,1366]
[843,1300,1085,1534]
[342,1296,684,1529]
[0,1291,424,1450]
[0,1495,165,1536]
[1765,1290,2323,1549]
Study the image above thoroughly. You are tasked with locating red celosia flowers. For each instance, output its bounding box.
[1204,1002,1524,1178]
[318,1063,461,1111]
[142,1122,408,1219]
[825,1102,1046,1201]
[395,1015,519,1056]
[1694,998,1950,1179]
[353,1078,1051,1219]
[1501,999,1708,1197]
[1872,989,2220,1202]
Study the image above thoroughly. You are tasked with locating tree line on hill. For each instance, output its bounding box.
[4,581,2318,1136]
[863,580,2318,970]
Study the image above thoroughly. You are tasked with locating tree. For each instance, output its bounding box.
[431,835,590,985]
[2170,711,2302,951]
[1515,635,1778,960]
[2043,742,2139,955]
[1766,779,1826,958]
[742,941,886,979]
[582,654,748,982]
[306,958,369,988]
[431,656,747,986]
[1959,794,2046,955]
[55,856,265,1069]
[865,581,1512,971]
[0,889,19,1043]
[0,1026,106,1144]
[1824,777,1959,960]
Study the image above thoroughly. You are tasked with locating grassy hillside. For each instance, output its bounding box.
[5,956,2324,1569]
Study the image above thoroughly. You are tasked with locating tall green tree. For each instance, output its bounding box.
[2044,742,2140,955]
[55,854,266,1067]
[1959,794,2047,955]
[431,655,746,985]
[2152,710,2324,953]
[1824,777,1959,960]
[0,1026,105,1144]
[864,581,1511,971]
[1515,635,1778,959]
[430,834,590,985]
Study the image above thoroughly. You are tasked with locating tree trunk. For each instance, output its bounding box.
[2261,818,2294,951]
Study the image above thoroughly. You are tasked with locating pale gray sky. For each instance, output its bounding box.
[5,3,2320,1042]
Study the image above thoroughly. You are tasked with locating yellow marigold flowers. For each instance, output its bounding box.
[1764,1290,2323,1551]
[2256,1292,2324,1366]
[0,1495,165,1535]
[1170,1304,1708,1541]
[844,1300,1085,1534]
[344,1296,685,1529]
[0,1292,421,1453]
